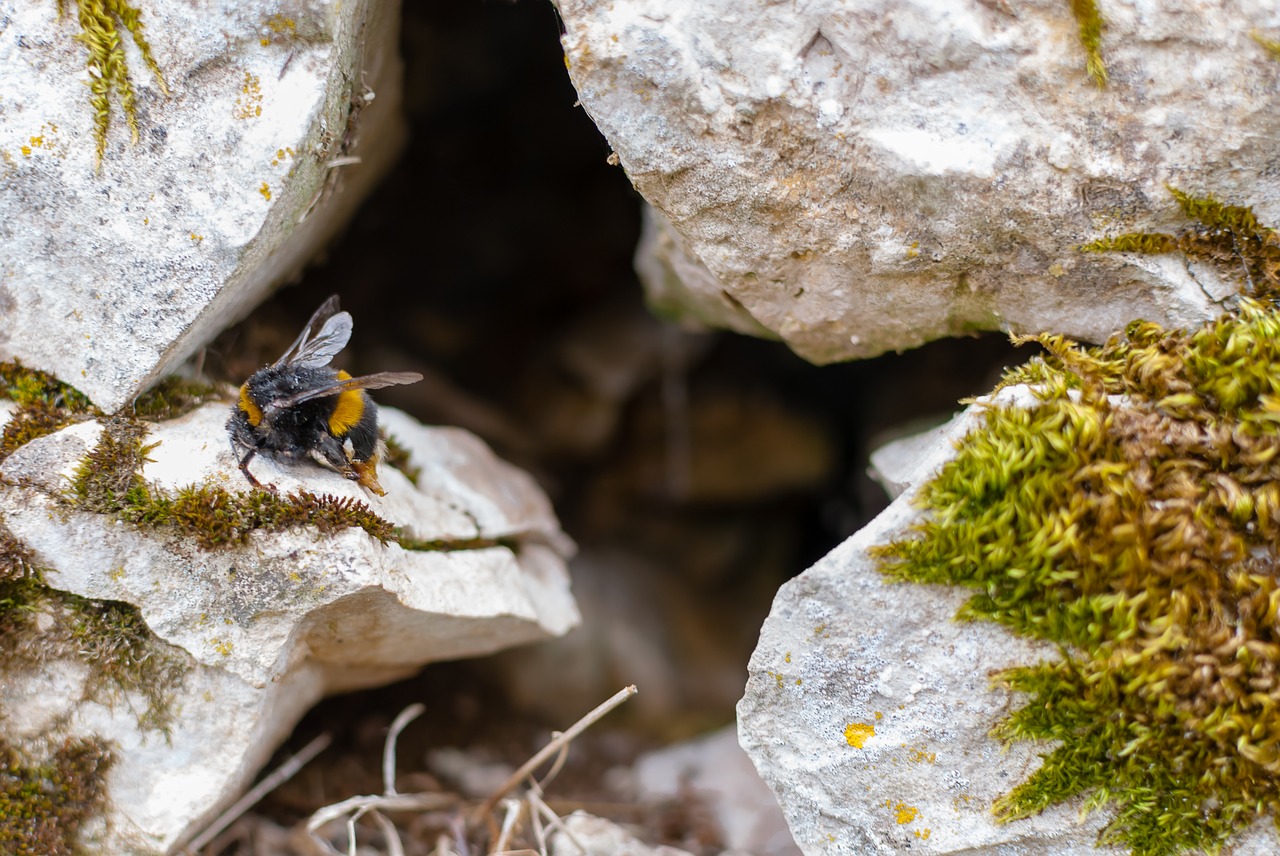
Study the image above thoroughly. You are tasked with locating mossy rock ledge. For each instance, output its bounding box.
[0,402,577,855]
[740,303,1280,856]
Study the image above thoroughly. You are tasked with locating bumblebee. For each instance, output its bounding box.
[227,295,422,495]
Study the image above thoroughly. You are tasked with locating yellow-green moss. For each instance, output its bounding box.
[1083,187,1280,296]
[877,300,1280,856]
[0,737,112,856]
[130,376,220,421]
[1252,31,1280,62]
[0,361,97,464]
[54,0,168,167]
[1067,0,1108,87]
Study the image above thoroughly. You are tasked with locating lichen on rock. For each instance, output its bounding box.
[876,299,1280,855]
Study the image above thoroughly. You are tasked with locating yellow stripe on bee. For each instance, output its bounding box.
[328,370,365,435]
[238,383,263,426]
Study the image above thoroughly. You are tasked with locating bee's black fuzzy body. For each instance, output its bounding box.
[226,296,421,495]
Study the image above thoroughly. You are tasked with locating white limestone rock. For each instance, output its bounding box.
[737,388,1280,854]
[0,402,577,855]
[0,0,404,412]
[633,727,800,856]
[551,812,696,856]
[557,0,1280,360]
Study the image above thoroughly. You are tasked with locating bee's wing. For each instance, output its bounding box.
[267,371,423,412]
[273,295,351,367]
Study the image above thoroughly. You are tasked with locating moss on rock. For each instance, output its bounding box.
[0,737,112,856]
[1083,187,1280,296]
[877,299,1280,855]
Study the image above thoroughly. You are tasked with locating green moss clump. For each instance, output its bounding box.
[0,362,97,465]
[1083,187,1280,296]
[397,534,513,552]
[54,0,168,166]
[1068,0,1108,87]
[1,565,187,735]
[876,299,1280,856]
[0,737,112,856]
[0,362,94,412]
[66,419,397,549]
[382,434,421,486]
[130,376,220,421]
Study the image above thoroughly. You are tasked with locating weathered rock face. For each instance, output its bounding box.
[737,388,1280,855]
[0,0,404,412]
[557,0,1279,361]
[0,402,577,855]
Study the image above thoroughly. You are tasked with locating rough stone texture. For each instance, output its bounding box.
[557,0,1280,361]
[0,0,404,412]
[0,403,577,855]
[737,388,1280,855]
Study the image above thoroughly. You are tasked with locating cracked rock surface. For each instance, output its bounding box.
[557,0,1278,360]
[0,0,404,412]
[0,402,577,855]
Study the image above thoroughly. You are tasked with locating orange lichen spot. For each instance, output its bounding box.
[189,233,203,243]
[907,745,936,764]
[844,722,875,748]
[20,145,31,157]
[914,828,932,839]
[235,72,263,120]
[259,181,271,201]
[260,37,270,46]
[266,14,296,34]
[883,800,919,824]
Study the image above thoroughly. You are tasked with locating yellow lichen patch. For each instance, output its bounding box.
[234,71,263,119]
[914,828,932,840]
[844,722,875,748]
[271,146,295,167]
[211,638,232,657]
[906,744,936,764]
[258,181,271,201]
[55,0,168,167]
[884,799,919,825]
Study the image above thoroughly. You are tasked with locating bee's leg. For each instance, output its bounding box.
[236,448,274,492]
[314,433,358,480]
